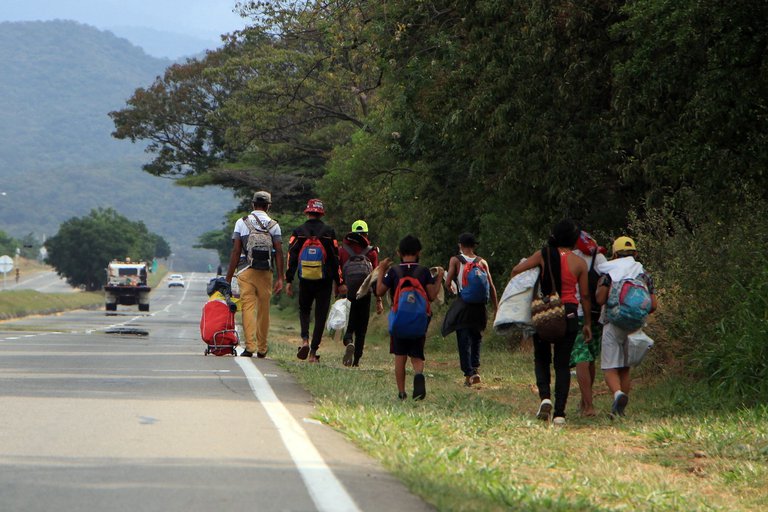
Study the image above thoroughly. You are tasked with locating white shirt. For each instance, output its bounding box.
[232,210,282,247]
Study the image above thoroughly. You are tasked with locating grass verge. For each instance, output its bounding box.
[260,302,768,511]
[0,290,103,320]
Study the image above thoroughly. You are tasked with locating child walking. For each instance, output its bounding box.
[376,235,444,400]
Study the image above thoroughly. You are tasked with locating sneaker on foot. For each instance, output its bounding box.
[470,373,481,385]
[398,391,407,400]
[611,392,629,417]
[464,376,472,387]
[256,351,268,358]
[536,399,553,420]
[240,350,253,358]
[342,343,354,366]
[553,416,566,426]
[413,373,426,400]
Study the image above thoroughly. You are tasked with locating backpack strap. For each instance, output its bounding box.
[245,214,276,233]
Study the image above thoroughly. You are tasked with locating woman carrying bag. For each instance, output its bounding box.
[511,219,592,426]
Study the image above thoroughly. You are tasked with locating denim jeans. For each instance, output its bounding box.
[456,327,482,377]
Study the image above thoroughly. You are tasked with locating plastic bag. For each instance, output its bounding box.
[327,298,351,332]
[625,330,654,367]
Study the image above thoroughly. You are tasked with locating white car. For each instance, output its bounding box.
[168,274,185,288]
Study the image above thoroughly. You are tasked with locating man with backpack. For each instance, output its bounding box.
[442,233,499,387]
[376,235,444,400]
[285,199,346,362]
[339,220,383,367]
[595,236,657,417]
[225,190,283,358]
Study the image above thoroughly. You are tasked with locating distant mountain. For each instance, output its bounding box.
[106,25,218,60]
[0,20,234,271]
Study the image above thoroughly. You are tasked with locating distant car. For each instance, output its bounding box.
[168,274,185,288]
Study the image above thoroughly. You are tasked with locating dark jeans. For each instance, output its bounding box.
[456,327,482,377]
[343,294,372,365]
[533,329,577,418]
[298,279,333,352]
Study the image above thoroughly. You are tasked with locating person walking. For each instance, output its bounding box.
[285,199,346,362]
[569,231,608,416]
[339,220,383,367]
[511,219,592,426]
[442,233,499,386]
[376,235,443,400]
[595,236,657,417]
[225,190,284,358]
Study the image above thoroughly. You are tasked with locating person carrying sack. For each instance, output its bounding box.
[339,220,383,367]
[595,236,657,418]
[511,219,592,426]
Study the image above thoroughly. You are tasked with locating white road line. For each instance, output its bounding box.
[234,358,360,512]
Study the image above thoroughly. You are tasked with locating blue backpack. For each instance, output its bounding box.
[388,265,431,339]
[606,277,652,331]
[458,255,490,304]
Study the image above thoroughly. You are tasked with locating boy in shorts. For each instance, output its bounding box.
[595,236,657,417]
[376,235,444,400]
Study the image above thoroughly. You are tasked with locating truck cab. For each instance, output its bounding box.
[104,259,151,312]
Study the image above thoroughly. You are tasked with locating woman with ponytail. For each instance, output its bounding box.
[511,219,592,426]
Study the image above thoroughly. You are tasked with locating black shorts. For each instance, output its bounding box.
[390,335,426,360]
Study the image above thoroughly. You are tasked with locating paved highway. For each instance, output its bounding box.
[0,273,432,512]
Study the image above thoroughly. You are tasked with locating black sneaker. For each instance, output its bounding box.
[413,373,426,400]
[256,351,268,358]
[240,350,253,358]
[398,391,407,400]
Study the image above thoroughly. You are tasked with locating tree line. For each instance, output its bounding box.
[110,1,768,400]
[44,208,170,291]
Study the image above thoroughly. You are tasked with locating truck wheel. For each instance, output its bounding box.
[105,303,117,311]
[138,304,150,312]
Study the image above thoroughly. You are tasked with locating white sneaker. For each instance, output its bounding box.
[553,416,566,426]
[536,399,552,420]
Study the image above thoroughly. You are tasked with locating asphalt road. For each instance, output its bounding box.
[0,273,433,512]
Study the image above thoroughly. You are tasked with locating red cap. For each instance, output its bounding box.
[304,198,325,215]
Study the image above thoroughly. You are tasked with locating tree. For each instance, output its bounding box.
[44,208,169,290]
[0,230,18,259]
[111,0,382,211]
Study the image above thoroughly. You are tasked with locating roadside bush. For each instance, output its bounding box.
[629,191,768,402]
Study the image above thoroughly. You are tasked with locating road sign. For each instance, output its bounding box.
[0,255,13,273]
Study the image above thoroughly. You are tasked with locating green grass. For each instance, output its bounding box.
[0,265,166,320]
[0,289,104,320]
[263,304,768,511]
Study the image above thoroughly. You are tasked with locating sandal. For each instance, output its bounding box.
[297,344,310,360]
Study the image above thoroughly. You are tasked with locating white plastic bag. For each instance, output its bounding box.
[493,266,540,334]
[327,298,351,332]
[625,330,654,367]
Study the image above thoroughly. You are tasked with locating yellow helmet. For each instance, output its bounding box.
[351,220,368,233]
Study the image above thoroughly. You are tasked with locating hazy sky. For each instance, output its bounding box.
[1,0,248,41]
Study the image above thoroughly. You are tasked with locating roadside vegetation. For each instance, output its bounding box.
[264,305,768,512]
[0,261,167,320]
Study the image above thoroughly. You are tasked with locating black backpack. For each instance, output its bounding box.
[342,243,373,297]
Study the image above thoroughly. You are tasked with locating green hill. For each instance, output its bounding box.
[0,20,234,270]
